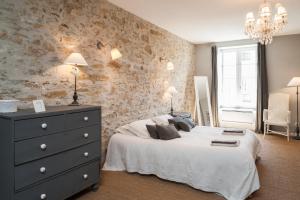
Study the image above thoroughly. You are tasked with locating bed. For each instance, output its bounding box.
[103,117,261,200]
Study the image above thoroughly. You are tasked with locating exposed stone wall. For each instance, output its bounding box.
[0,0,195,157]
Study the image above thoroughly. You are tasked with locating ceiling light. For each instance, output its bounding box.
[244,0,287,45]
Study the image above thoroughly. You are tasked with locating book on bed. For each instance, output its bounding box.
[211,140,240,147]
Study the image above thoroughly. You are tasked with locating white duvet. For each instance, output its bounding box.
[103,126,261,200]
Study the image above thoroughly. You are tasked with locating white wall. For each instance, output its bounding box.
[267,34,300,130]
[195,34,300,131]
[195,43,213,88]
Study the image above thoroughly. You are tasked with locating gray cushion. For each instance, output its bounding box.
[169,117,195,131]
[177,120,192,132]
[156,124,181,140]
[183,118,196,128]
[146,124,159,139]
[168,117,182,130]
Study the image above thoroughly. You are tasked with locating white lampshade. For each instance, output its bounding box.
[64,53,88,66]
[167,61,174,70]
[111,48,122,60]
[276,3,287,16]
[288,77,300,87]
[246,12,255,22]
[259,2,272,17]
[167,86,178,95]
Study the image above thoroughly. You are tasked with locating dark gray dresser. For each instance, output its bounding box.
[0,105,101,200]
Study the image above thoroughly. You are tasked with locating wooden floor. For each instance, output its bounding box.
[74,134,300,200]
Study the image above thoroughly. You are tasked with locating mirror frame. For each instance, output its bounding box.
[193,76,214,127]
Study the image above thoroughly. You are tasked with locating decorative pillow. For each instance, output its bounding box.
[146,125,159,139]
[128,119,155,139]
[177,120,192,132]
[168,117,195,131]
[156,124,181,140]
[152,114,172,125]
[116,124,135,136]
[168,117,183,130]
[184,118,196,128]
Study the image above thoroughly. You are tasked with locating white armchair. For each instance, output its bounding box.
[263,93,291,141]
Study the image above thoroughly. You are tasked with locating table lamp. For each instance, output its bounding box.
[64,53,88,106]
[288,77,300,140]
[167,86,178,115]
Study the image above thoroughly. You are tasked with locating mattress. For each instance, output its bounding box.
[103,126,261,200]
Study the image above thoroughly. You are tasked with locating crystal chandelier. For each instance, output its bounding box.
[245,1,288,45]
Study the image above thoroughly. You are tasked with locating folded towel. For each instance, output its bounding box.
[211,140,240,147]
[223,128,244,133]
[222,128,245,136]
[212,140,237,144]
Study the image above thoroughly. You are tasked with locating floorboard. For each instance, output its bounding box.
[73,134,300,200]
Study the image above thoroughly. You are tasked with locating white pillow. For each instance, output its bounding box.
[127,119,155,139]
[151,114,172,125]
[116,124,134,136]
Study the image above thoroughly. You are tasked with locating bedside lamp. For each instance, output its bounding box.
[64,53,88,106]
[288,77,300,140]
[167,86,178,115]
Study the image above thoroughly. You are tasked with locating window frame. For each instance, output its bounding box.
[217,44,258,110]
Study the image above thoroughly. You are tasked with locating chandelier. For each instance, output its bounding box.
[244,1,288,45]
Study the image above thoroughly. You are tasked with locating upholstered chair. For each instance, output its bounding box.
[263,93,291,141]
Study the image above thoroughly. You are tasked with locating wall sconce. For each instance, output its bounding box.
[166,61,174,70]
[111,48,122,60]
[159,57,174,70]
[97,40,122,60]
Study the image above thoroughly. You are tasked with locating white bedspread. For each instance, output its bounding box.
[103,126,261,200]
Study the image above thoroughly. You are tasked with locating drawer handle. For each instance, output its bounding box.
[84,116,89,121]
[83,174,89,180]
[40,144,47,151]
[41,123,48,129]
[84,152,89,157]
[40,167,46,174]
[40,194,47,199]
[83,133,89,138]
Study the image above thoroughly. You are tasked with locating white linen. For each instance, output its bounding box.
[126,119,155,139]
[103,126,261,200]
[117,115,172,138]
[151,114,172,125]
[115,124,134,136]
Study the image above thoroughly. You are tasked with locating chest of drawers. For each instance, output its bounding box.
[0,105,101,200]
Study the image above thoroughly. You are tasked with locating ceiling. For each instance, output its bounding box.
[108,0,300,44]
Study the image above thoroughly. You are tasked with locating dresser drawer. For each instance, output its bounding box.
[15,125,100,165]
[14,161,99,200]
[15,141,100,190]
[66,110,100,129]
[14,115,65,141]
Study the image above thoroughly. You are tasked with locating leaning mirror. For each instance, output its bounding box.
[194,76,213,126]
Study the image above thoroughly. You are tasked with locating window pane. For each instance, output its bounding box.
[223,52,236,66]
[218,45,257,109]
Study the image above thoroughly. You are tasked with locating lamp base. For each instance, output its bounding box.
[293,136,300,140]
[69,90,79,106]
[294,126,300,140]
[69,101,80,106]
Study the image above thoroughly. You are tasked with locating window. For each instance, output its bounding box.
[217,44,257,110]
